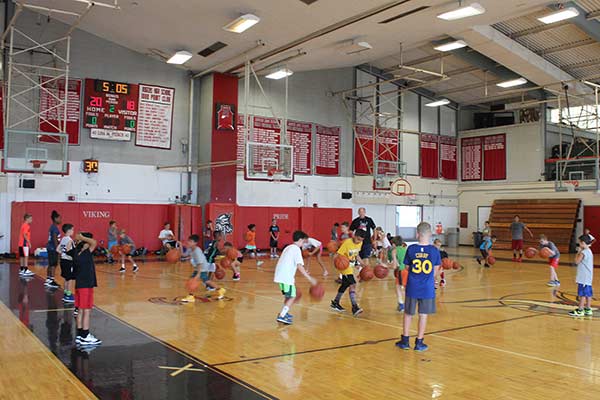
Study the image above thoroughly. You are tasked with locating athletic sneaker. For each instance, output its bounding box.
[352,305,363,317]
[569,308,584,317]
[20,269,34,277]
[512,257,517,262]
[330,300,345,312]
[414,339,428,352]
[395,335,410,350]
[132,265,139,273]
[45,279,60,289]
[73,308,79,318]
[546,280,558,287]
[584,308,593,316]
[397,303,405,312]
[554,280,561,286]
[206,286,216,292]
[63,294,75,303]
[181,295,195,303]
[440,279,446,288]
[484,263,490,268]
[476,257,482,265]
[517,258,523,263]
[256,261,264,266]
[119,266,126,273]
[232,274,240,281]
[79,333,102,346]
[276,314,293,325]
[217,288,226,300]
[285,313,294,320]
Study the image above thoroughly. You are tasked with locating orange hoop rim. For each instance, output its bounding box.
[29,159,48,169]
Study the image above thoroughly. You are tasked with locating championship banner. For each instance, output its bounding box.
[315,124,340,176]
[376,127,399,174]
[236,113,246,170]
[353,124,374,175]
[135,84,175,149]
[483,134,506,180]
[440,136,457,180]
[420,134,439,178]
[461,136,482,181]
[39,76,81,145]
[287,120,312,175]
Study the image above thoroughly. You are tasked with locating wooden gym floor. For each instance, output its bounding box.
[1,246,600,400]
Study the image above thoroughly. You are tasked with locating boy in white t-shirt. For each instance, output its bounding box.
[158,222,177,250]
[302,237,328,276]
[274,231,317,325]
[569,235,594,317]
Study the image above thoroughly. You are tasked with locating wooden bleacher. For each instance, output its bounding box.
[489,199,581,253]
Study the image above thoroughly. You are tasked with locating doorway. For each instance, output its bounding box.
[396,205,422,240]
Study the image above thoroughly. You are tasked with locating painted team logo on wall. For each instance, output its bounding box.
[215,213,233,234]
[215,103,235,131]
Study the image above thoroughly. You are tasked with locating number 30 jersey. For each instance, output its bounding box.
[403,244,441,299]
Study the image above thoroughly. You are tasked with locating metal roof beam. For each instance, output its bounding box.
[555,2,600,43]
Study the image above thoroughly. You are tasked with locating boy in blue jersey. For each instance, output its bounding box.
[476,235,497,268]
[396,222,441,352]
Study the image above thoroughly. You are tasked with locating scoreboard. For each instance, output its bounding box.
[84,78,138,134]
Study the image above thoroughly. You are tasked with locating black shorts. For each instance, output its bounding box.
[18,246,29,257]
[480,249,489,259]
[48,251,59,267]
[359,241,373,259]
[236,257,244,263]
[270,239,278,248]
[60,259,76,280]
[165,241,177,248]
[341,274,357,286]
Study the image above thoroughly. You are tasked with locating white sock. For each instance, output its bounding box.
[279,306,290,318]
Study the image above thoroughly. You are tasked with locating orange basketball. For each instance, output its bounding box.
[374,265,389,279]
[226,247,238,260]
[540,247,554,258]
[452,261,460,270]
[326,240,339,253]
[110,245,121,256]
[302,249,311,258]
[334,255,350,271]
[309,283,325,300]
[166,249,180,263]
[214,268,226,280]
[294,288,303,303]
[487,256,496,265]
[525,247,538,259]
[442,258,453,270]
[359,266,374,281]
[220,257,232,269]
[186,278,200,292]
[121,244,132,255]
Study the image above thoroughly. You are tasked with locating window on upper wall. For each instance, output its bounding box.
[550,105,600,130]
[440,106,457,136]
[379,81,400,129]
[420,98,439,134]
[401,132,420,175]
[355,69,377,126]
[402,91,419,132]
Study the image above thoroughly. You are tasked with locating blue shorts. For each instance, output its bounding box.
[246,245,257,250]
[578,284,593,297]
[200,271,210,282]
[108,240,118,250]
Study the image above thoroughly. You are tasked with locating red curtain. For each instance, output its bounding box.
[461,136,482,181]
[420,134,439,178]
[483,134,506,180]
[440,136,457,180]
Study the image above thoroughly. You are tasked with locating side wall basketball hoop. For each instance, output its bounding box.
[29,159,48,176]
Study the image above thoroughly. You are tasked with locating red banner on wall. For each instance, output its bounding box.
[440,136,457,180]
[377,127,399,174]
[461,136,482,181]
[287,120,312,175]
[483,133,506,180]
[39,76,81,145]
[236,113,246,170]
[420,134,439,178]
[315,124,340,175]
[354,125,374,175]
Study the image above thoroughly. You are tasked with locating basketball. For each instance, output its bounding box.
[294,288,302,303]
[309,283,325,300]
[166,249,180,263]
[220,257,232,269]
[110,245,121,256]
[334,255,350,271]
[452,261,460,270]
[326,240,339,253]
[214,268,226,280]
[359,266,374,281]
[121,244,132,255]
[442,258,453,270]
[525,247,538,258]
[540,247,554,258]
[487,256,496,265]
[226,247,238,260]
[374,265,389,279]
[185,278,200,292]
[302,249,311,258]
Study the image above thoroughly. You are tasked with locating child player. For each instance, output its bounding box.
[18,213,34,277]
[118,230,139,273]
[340,222,351,240]
[331,223,340,241]
[396,222,441,352]
[204,231,224,289]
[181,234,226,303]
[303,237,328,276]
[330,229,368,316]
[59,224,76,303]
[569,235,594,317]
[539,235,560,287]
[73,233,102,347]
[390,236,408,312]
[433,239,448,287]
[107,220,118,264]
[244,224,264,266]
[582,228,596,246]
[45,210,61,289]
[476,234,497,268]
[223,242,242,281]
[273,230,317,325]
[269,219,280,259]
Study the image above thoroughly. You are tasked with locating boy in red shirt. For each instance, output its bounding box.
[19,213,34,277]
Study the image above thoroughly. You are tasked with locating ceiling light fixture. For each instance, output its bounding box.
[223,14,260,33]
[167,50,192,64]
[425,99,450,107]
[433,40,467,52]
[437,2,485,21]
[266,67,293,80]
[537,7,579,24]
[341,41,373,55]
[496,77,528,88]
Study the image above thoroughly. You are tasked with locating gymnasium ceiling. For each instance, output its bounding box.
[16,0,600,106]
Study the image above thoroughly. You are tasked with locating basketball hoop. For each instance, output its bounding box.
[564,180,579,192]
[267,167,283,183]
[29,159,47,176]
[390,178,412,196]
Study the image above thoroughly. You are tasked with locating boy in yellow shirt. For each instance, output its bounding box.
[330,229,368,316]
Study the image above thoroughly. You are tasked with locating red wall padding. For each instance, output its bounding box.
[10,202,201,253]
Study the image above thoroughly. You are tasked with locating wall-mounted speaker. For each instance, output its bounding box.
[341,192,352,200]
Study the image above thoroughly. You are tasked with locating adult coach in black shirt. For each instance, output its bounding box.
[350,207,376,260]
